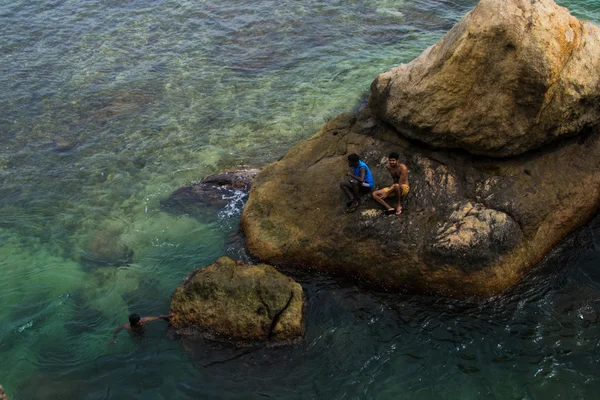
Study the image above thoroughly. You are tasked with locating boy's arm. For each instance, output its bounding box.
[111,324,126,342]
[358,168,366,183]
[400,164,409,181]
[140,313,173,324]
[347,168,366,183]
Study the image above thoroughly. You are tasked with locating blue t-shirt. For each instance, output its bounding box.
[353,160,375,188]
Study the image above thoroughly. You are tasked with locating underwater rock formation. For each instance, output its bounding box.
[170,257,305,346]
[369,0,600,157]
[80,228,133,267]
[52,136,77,152]
[161,168,260,218]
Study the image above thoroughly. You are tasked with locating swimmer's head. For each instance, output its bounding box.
[129,313,141,327]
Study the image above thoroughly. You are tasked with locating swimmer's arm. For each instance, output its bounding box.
[111,324,128,343]
[140,313,173,324]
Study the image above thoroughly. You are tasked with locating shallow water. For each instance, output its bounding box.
[1,0,600,398]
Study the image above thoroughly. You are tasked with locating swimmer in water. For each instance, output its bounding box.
[111,313,172,343]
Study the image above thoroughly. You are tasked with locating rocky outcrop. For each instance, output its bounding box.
[170,257,305,346]
[241,106,600,297]
[240,0,600,297]
[369,0,600,157]
[161,168,260,218]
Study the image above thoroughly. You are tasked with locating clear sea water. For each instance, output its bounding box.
[1,0,600,398]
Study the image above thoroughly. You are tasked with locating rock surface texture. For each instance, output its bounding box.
[241,0,600,297]
[369,0,600,157]
[170,257,305,345]
[241,104,600,296]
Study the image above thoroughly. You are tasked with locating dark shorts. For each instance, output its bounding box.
[358,183,372,194]
[347,179,372,193]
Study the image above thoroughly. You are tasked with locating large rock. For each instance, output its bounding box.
[241,107,600,297]
[170,257,305,345]
[369,0,600,157]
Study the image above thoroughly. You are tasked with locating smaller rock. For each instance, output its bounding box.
[161,168,261,217]
[53,137,77,152]
[170,257,305,346]
[81,229,133,267]
[552,284,600,323]
[63,308,104,334]
[0,385,7,400]
[200,169,260,190]
[16,375,81,399]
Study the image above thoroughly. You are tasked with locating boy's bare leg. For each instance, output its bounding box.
[340,181,354,202]
[393,184,403,214]
[372,189,394,212]
[340,181,360,211]
[350,181,360,203]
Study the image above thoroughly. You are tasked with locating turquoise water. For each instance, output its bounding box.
[1,0,600,398]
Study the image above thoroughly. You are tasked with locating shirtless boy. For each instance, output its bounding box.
[372,152,409,215]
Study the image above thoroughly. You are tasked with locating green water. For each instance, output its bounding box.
[1,0,600,398]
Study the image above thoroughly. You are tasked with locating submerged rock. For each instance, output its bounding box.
[17,375,82,400]
[170,257,305,346]
[80,229,133,267]
[241,106,600,297]
[63,308,104,334]
[161,168,260,218]
[53,137,77,152]
[90,89,155,121]
[552,284,600,323]
[0,385,7,400]
[369,0,600,157]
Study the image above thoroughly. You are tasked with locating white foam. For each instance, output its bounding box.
[218,189,248,219]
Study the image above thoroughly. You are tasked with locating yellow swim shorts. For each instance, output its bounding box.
[384,184,410,197]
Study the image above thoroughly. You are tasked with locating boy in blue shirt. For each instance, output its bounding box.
[340,153,375,213]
